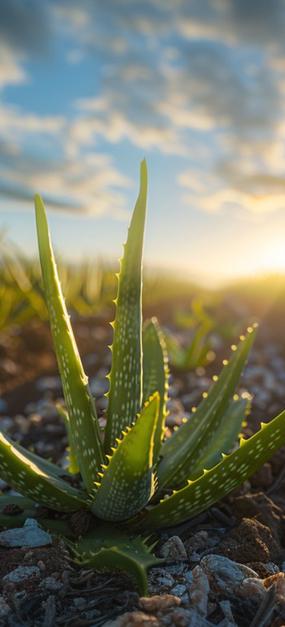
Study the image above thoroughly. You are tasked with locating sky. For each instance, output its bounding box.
[1,0,285,285]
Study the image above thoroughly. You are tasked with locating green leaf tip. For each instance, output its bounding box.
[92,392,159,521]
[104,160,148,453]
[34,193,104,493]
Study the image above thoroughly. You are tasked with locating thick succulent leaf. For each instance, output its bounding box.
[56,403,80,474]
[189,397,249,478]
[104,161,147,453]
[35,195,104,493]
[143,408,285,530]
[71,524,161,595]
[0,431,89,512]
[92,393,159,521]
[143,318,169,461]
[157,326,256,490]
[2,432,66,479]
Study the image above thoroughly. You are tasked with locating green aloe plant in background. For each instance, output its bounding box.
[1,160,285,594]
[166,298,215,371]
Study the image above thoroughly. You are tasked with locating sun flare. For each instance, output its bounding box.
[261,240,285,273]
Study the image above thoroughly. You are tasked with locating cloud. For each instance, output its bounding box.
[0,1,53,91]
[0,46,27,89]
[1,0,285,220]
[179,157,285,219]
[0,146,130,218]
[63,1,285,167]
[0,1,52,55]
[177,0,285,54]
[0,104,130,218]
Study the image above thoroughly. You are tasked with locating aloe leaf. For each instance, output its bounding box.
[143,408,285,530]
[2,432,66,479]
[35,195,104,494]
[56,403,80,475]
[189,397,249,478]
[143,318,169,461]
[92,393,159,521]
[0,431,89,512]
[104,161,147,453]
[71,524,161,595]
[157,326,256,490]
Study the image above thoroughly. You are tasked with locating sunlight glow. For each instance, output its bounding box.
[261,241,285,273]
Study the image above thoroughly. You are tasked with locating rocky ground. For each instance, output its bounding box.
[1,313,285,626]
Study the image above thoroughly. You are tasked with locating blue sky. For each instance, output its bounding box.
[1,1,285,284]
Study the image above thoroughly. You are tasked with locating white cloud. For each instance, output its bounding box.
[2,0,285,220]
[0,45,27,88]
[0,103,130,218]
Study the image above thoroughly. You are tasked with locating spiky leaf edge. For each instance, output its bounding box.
[35,195,104,494]
[142,407,285,530]
[143,317,169,461]
[104,160,147,453]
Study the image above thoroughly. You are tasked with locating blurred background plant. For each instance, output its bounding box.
[165,298,216,371]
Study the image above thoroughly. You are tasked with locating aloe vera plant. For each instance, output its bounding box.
[1,161,285,594]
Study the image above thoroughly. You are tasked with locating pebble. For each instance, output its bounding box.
[148,567,175,590]
[160,536,187,560]
[139,595,181,612]
[37,560,46,572]
[3,565,40,583]
[36,376,61,392]
[90,376,109,396]
[40,576,63,591]
[171,583,187,597]
[0,518,52,548]
[219,600,236,625]
[163,562,186,576]
[185,530,209,556]
[0,416,13,430]
[200,555,258,595]
[185,570,194,584]
[103,611,160,626]
[262,572,285,613]
[238,577,265,600]
[104,597,191,626]
[189,566,209,617]
[262,562,280,575]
